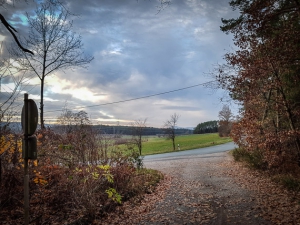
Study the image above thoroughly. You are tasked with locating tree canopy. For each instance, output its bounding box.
[193,120,218,134]
[218,0,300,167]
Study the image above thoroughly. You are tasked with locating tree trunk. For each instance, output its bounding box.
[40,78,45,129]
[172,136,175,151]
[279,85,300,166]
[0,157,2,185]
[261,89,272,123]
[139,135,142,156]
[273,70,300,166]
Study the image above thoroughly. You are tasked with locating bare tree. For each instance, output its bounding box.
[55,109,95,165]
[11,1,93,128]
[164,113,180,151]
[0,49,28,184]
[57,108,91,133]
[218,105,233,137]
[0,50,28,129]
[131,118,147,156]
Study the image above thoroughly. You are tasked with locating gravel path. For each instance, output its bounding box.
[139,151,270,225]
[101,151,300,224]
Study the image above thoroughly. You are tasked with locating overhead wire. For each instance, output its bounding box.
[44,80,216,114]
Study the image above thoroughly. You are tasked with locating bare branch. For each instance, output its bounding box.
[0,13,34,55]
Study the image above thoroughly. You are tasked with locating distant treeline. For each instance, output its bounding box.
[193,120,218,134]
[94,125,193,136]
[4,122,217,135]
[50,124,193,136]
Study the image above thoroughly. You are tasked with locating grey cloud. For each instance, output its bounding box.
[160,105,201,111]
[1,0,236,127]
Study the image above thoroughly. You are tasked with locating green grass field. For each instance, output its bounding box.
[141,133,232,155]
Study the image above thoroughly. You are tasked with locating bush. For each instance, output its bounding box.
[232,147,267,170]
[0,127,163,224]
[272,174,300,192]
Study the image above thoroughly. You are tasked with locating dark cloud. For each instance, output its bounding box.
[1,0,236,127]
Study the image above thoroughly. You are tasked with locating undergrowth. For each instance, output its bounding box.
[272,174,300,192]
[232,147,267,170]
[0,126,163,224]
[232,147,300,192]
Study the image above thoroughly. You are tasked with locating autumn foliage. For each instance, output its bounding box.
[0,121,163,224]
[218,0,300,170]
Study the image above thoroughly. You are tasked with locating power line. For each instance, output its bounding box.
[44,80,215,114]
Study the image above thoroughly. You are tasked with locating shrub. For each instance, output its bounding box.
[0,127,163,224]
[272,174,300,192]
[232,147,267,170]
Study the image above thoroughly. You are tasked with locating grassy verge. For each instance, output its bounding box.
[142,133,232,155]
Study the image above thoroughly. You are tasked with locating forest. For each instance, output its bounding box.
[217,0,300,170]
[193,120,218,134]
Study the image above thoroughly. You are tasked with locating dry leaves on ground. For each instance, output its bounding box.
[220,160,300,224]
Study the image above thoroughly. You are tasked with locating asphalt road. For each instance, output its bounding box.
[144,142,238,161]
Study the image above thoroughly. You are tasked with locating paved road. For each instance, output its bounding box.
[144,142,238,161]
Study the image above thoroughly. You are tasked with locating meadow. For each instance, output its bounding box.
[141,133,232,155]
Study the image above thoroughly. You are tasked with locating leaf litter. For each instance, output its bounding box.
[98,152,299,224]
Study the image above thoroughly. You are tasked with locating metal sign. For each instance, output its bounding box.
[21,99,38,136]
[22,136,37,159]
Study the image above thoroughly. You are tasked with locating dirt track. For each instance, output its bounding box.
[101,151,300,225]
[139,152,270,225]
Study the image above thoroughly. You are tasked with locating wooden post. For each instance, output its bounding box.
[24,93,29,225]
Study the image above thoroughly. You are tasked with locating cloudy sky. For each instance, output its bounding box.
[0,0,238,128]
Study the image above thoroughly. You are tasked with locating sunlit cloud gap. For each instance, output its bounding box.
[44,81,215,114]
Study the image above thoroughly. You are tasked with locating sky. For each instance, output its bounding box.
[0,0,238,128]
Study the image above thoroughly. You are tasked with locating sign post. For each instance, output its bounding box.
[24,93,29,225]
[22,93,38,225]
